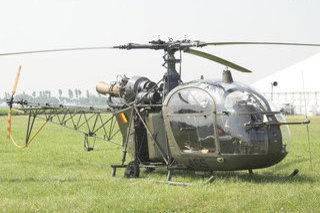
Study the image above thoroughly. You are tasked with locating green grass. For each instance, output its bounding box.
[0,115,319,212]
[0,107,25,116]
[0,107,9,116]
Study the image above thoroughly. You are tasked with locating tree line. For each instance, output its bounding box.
[0,89,107,106]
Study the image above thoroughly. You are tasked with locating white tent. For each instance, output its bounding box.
[251,52,320,115]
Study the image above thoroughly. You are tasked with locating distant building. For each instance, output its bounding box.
[252,52,320,116]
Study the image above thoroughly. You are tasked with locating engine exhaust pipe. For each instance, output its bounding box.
[96,82,120,97]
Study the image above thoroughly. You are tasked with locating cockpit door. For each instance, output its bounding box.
[166,87,217,154]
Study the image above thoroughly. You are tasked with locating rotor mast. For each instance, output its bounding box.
[163,47,181,96]
[114,39,184,96]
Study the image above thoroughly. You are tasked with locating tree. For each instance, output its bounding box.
[86,90,90,99]
[44,90,51,98]
[74,89,82,99]
[74,89,78,99]
[68,89,73,99]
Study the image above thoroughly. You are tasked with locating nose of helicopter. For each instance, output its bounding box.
[162,79,289,171]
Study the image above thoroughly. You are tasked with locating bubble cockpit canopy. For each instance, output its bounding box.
[165,80,290,155]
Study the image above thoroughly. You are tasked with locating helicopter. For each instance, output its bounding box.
[4,38,319,183]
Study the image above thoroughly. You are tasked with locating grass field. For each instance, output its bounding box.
[0,108,8,116]
[0,114,319,212]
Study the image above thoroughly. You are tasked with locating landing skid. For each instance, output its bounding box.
[110,162,187,180]
[289,169,299,177]
[111,162,219,186]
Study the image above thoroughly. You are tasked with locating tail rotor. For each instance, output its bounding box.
[7,65,21,139]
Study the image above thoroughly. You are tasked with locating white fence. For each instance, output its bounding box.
[263,92,320,116]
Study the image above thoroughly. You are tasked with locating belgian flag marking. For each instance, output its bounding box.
[119,113,128,123]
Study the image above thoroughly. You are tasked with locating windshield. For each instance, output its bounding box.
[208,82,289,155]
[209,82,270,154]
[168,88,213,114]
[166,81,289,155]
[167,88,216,153]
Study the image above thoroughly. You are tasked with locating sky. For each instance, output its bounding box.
[1,0,320,97]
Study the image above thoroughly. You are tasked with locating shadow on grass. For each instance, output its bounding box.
[0,177,101,183]
[269,158,309,171]
[140,167,315,184]
[215,172,314,184]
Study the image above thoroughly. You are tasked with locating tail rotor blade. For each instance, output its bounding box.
[7,65,22,140]
[7,110,11,139]
[12,65,21,96]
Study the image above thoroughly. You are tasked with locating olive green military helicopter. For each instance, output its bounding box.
[4,39,319,182]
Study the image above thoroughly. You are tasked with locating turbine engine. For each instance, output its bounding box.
[96,76,161,105]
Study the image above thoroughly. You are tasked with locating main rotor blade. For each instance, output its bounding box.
[201,42,320,47]
[184,48,252,73]
[0,47,114,56]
